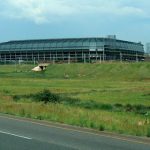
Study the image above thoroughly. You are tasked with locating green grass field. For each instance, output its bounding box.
[0,62,150,136]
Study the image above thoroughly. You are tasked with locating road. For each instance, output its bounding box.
[0,114,150,150]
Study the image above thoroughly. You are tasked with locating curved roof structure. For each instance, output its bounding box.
[0,37,144,53]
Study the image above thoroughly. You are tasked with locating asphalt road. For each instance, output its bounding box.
[0,115,150,150]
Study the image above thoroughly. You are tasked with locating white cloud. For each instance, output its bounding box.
[0,0,149,24]
[1,0,78,24]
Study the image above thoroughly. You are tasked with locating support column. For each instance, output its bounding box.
[84,53,86,64]
[50,52,51,61]
[15,52,17,61]
[10,53,12,62]
[89,51,90,63]
[33,57,35,65]
[56,51,57,61]
[99,54,102,64]
[38,52,40,61]
[53,56,55,64]
[96,51,98,62]
[32,52,33,61]
[44,52,45,61]
[82,51,84,62]
[68,52,70,64]
[136,52,138,62]
[120,52,122,62]
[26,51,28,61]
[4,54,6,64]
[62,51,64,62]
[103,48,105,62]
[75,51,77,63]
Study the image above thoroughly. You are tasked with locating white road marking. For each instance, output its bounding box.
[0,130,32,140]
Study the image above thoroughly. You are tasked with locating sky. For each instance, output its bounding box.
[0,0,150,45]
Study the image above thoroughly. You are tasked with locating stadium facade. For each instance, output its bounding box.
[0,36,144,63]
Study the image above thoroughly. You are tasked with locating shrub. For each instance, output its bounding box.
[134,105,147,115]
[100,104,113,111]
[13,95,21,101]
[114,103,123,108]
[147,128,150,137]
[125,104,134,112]
[3,89,10,94]
[99,124,105,131]
[34,89,60,104]
[35,115,43,120]
[90,122,95,128]
[114,103,123,112]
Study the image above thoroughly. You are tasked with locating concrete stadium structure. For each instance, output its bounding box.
[0,36,144,63]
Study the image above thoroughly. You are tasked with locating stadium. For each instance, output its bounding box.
[0,36,144,63]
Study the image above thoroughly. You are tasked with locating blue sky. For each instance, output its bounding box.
[0,0,150,45]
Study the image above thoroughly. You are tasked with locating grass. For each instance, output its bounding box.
[0,62,150,137]
[12,89,150,114]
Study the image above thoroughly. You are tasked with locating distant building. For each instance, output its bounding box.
[0,36,144,63]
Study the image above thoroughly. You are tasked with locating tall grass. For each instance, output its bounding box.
[0,101,149,136]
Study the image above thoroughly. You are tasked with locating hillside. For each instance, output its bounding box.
[0,62,149,81]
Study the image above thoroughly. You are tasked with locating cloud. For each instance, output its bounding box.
[1,0,78,24]
[0,0,149,24]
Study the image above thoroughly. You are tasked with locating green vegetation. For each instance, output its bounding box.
[0,62,150,137]
[147,128,150,137]
[13,89,150,115]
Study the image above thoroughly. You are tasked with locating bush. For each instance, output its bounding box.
[147,128,150,137]
[13,89,61,104]
[99,125,105,131]
[34,89,60,104]
[114,103,123,112]
[100,104,113,111]
[90,122,95,128]
[13,95,21,101]
[125,104,134,112]
[134,105,147,115]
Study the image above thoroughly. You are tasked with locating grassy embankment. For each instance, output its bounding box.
[0,62,150,136]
